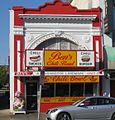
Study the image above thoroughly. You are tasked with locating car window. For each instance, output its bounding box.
[110,98,115,104]
[82,98,97,106]
[97,98,111,105]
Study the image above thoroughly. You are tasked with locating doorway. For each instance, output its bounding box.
[26,81,38,112]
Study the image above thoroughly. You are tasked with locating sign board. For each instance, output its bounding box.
[45,71,104,76]
[44,50,77,67]
[26,50,43,67]
[77,51,95,67]
[14,71,40,76]
[44,76,99,83]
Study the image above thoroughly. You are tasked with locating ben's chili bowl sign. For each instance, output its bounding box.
[44,76,99,83]
[44,50,77,67]
[26,50,43,67]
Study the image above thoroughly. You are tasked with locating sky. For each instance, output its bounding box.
[0,0,54,65]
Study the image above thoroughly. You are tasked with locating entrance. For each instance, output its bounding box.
[26,81,38,112]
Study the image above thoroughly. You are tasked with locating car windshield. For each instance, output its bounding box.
[72,98,85,105]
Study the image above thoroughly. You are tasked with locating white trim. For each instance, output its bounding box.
[17,77,21,92]
[14,26,24,35]
[26,32,78,49]
[9,10,14,112]
[96,40,99,62]
[17,41,21,92]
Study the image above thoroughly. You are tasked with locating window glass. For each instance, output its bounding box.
[110,98,115,104]
[60,39,69,50]
[82,98,97,106]
[71,83,83,96]
[85,83,93,96]
[97,98,110,105]
[56,83,69,97]
[41,83,54,97]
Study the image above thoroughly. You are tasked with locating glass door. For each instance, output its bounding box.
[26,82,38,112]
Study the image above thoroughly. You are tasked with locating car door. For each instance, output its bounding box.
[95,98,115,119]
[73,98,103,120]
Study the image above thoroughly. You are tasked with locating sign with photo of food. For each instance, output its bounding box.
[77,51,95,67]
[26,50,43,67]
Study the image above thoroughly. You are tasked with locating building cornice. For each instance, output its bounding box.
[19,14,97,22]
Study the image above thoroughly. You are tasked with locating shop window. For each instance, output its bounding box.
[56,83,69,97]
[41,84,54,97]
[70,83,83,96]
[85,83,93,96]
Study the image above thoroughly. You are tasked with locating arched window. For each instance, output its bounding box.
[35,37,87,50]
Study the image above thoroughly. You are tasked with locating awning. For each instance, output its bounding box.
[105,46,115,61]
[104,46,115,69]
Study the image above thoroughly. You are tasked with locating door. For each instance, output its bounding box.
[26,82,38,112]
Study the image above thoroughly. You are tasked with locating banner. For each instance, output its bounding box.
[44,76,99,83]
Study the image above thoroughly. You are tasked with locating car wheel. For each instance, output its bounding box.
[56,112,71,120]
[111,113,115,120]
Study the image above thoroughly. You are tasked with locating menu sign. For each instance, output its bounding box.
[26,50,43,67]
[77,51,95,67]
[44,50,77,67]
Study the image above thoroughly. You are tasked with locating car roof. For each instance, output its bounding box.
[85,96,115,100]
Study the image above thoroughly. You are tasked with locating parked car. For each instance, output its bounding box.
[46,96,115,120]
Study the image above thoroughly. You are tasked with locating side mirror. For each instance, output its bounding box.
[79,103,85,107]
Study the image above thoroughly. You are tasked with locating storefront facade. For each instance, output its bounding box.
[9,0,103,114]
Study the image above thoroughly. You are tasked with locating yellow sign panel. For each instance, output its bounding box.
[44,76,99,83]
[41,97,84,103]
[44,50,77,67]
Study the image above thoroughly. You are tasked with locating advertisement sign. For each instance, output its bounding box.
[26,50,43,67]
[44,76,99,83]
[14,71,40,76]
[13,91,26,114]
[45,71,104,76]
[77,51,95,67]
[44,50,77,67]
[41,97,84,103]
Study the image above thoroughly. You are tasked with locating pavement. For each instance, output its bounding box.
[0,109,46,120]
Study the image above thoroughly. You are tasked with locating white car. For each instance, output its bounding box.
[46,96,115,120]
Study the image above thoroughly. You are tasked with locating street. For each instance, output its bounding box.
[0,109,46,120]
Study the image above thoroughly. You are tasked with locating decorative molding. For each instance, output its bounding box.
[19,14,97,23]
[14,26,24,35]
[26,32,80,49]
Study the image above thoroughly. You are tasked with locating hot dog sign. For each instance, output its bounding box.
[26,50,43,67]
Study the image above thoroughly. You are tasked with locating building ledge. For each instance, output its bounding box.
[19,14,97,22]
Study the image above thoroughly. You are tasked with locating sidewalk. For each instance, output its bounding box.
[0,109,46,120]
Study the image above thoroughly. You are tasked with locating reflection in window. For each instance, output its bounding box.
[71,83,83,96]
[56,83,69,97]
[36,38,84,50]
[41,83,97,98]
[60,40,68,50]
[41,84,54,97]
